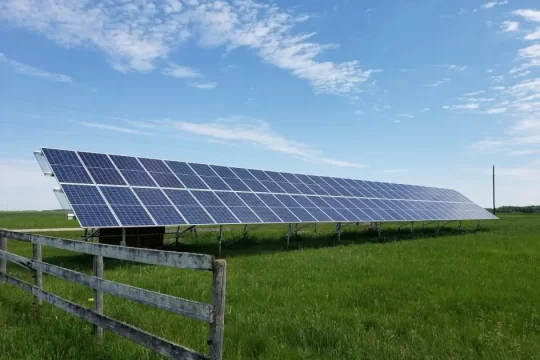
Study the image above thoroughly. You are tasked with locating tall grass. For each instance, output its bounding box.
[1,213,539,359]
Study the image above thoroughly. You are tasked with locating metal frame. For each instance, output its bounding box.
[37,147,497,230]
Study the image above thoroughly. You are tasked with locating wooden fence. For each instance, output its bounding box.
[0,229,226,360]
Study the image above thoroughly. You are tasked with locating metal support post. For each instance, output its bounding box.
[294,223,299,238]
[422,221,425,230]
[376,223,382,238]
[93,254,104,340]
[411,221,414,233]
[175,226,181,247]
[459,220,462,231]
[218,225,223,257]
[243,224,248,240]
[314,223,318,238]
[121,228,126,246]
[336,223,342,243]
[437,221,441,232]
[0,235,6,284]
[286,223,292,249]
[33,241,43,305]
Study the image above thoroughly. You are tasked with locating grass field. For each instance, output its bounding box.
[1,211,540,359]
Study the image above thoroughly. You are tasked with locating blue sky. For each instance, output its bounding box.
[1,0,540,210]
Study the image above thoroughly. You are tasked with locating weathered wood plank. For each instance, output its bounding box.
[33,261,213,322]
[209,260,226,360]
[33,243,43,305]
[0,272,33,293]
[0,250,32,270]
[0,230,213,271]
[0,250,213,322]
[0,236,6,284]
[39,289,209,360]
[0,273,209,360]
[93,255,104,340]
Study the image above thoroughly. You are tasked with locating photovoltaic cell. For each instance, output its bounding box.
[71,204,119,227]
[41,148,498,228]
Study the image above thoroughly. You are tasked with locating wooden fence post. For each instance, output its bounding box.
[93,255,104,340]
[32,242,43,305]
[209,259,226,360]
[0,235,7,284]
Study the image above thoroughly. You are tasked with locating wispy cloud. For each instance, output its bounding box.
[441,64,467,71]
[162,117,367,168]
[192,82,217,90]
[524,28,540,41]
[431,78,451,87]
[94,117,366,168]
[481,1,508,9]
[501,21,520,32]
[464,91,485,97]
[0,52,71,82]
[397,113,414,118]
[444,104,480,110]
[162,63,201,78]
[471,118,540,156]
[78,121,154,135]
[513,9,540,22]
[486,107,507,114]
[0,0,378,95]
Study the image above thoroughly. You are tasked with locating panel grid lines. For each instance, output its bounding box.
[40,148,497,228]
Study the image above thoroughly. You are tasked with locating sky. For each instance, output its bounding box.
[1,0,540,210]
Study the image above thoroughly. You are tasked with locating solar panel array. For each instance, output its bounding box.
[39,148,497,228]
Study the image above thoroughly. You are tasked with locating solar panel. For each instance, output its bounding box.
[39,148,497,228]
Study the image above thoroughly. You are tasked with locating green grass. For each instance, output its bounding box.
[1,213,540,359]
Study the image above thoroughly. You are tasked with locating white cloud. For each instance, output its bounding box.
[524,28,540,40]
[420,108,430,112]
[518,44,540,70]
[467,97,495,102]
[354,110,364,115]
[513,9,540,22]
[392,120,401,124]
[492,75,505,82]
[0,0,378,95]
[441,64,467,71]
[162,117,367,168]
[514,70,532,78]
[162,63,201,78]
[487,107,507,114]
[454,104,480,110]
[397,113,414,118]
[78,122,154,135]
[471,118,540,156]
[431,78,451,87]
[464,90,485,96]
[481,1,508,9]
[501,21,520,32]
[193,82,217,89]
[0,52,71,82]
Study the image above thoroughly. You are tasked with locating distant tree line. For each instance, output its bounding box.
[494,206,540,214]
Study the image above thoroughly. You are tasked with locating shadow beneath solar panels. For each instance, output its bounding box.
[40,223,490,269]
[161,223,491,258]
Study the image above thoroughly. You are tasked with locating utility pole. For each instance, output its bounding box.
[492,165,496,215]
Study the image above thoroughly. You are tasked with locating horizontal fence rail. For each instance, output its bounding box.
[0,230,226,360]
